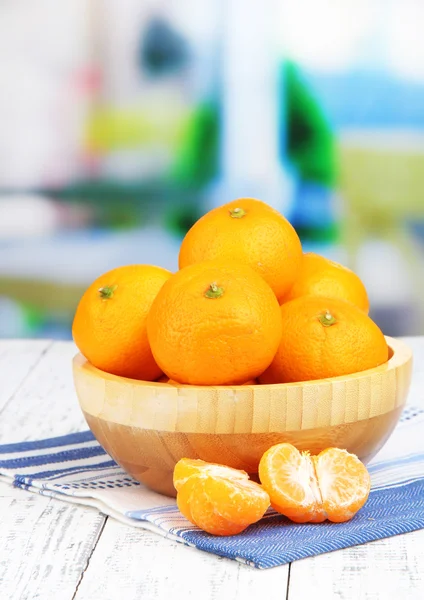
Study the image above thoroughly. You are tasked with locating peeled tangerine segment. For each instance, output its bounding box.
[174,458,270,536]
[314,447,371,523]
[173,458,249,492]
[258,443,370,524]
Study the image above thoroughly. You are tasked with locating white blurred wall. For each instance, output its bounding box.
[0,0,92,188]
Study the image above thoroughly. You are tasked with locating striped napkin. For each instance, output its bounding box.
[1,406,424,569]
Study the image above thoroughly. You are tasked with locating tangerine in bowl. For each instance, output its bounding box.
[73,335,412,497]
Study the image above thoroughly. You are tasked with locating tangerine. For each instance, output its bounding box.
[259,443,370,523]
[178,198,302,301]
[282,252,369,313]
[72,264,171,380]
[174,458,270,536]
[147,260,282,385]
[259,296,388,384]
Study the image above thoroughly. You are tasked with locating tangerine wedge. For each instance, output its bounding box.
[173,458,270,536]
[259,443,370,523]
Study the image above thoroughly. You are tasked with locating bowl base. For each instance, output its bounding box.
[84,406,403,497]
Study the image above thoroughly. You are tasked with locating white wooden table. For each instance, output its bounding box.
[0,338,424,600]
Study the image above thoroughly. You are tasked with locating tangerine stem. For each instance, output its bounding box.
[229,207,246,219]
[204,282,224,299]
[99,285,118,299]
[318,311,337,327]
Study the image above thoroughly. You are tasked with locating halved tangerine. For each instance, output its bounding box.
[259,443,370,523]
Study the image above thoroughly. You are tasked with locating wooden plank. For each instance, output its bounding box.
[0,341,87,443]
[0,339,51,413]
[73,517,288,600]
[287,531,424,600]
[0,481,105,600]
[0,342,107,600]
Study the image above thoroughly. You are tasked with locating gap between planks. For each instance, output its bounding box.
[71,517,109,600]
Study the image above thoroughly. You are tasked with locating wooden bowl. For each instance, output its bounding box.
[73,336,412,497]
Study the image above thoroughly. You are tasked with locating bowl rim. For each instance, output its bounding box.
[72,335,412,390]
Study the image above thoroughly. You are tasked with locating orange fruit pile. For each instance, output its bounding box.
[174,444,371,535]
[72,197,388,386]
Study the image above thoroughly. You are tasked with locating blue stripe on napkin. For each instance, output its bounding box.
[0,445,106,469]
[0,431,95,454]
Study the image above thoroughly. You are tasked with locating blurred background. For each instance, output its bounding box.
[1,0,424,339]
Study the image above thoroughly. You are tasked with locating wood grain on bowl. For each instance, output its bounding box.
[73,336,412,497]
